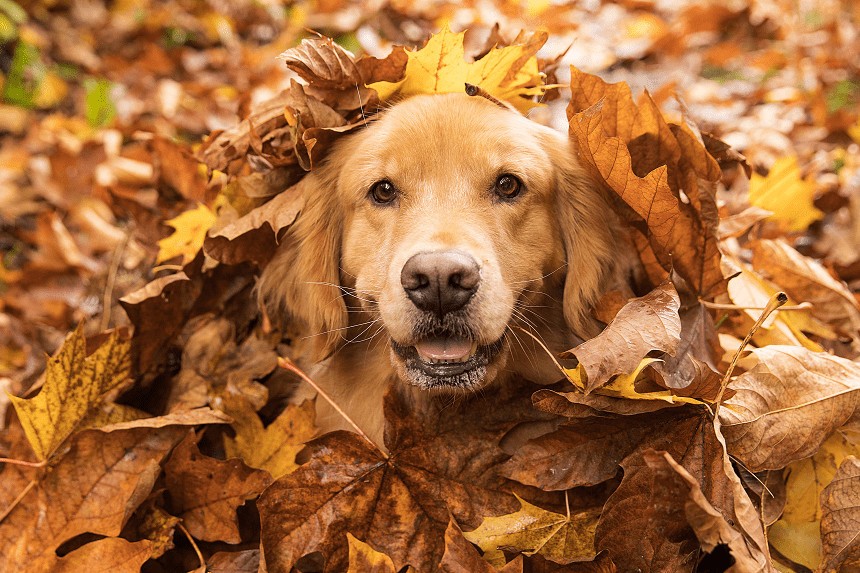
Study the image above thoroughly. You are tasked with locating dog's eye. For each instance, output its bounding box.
[369,180,398,205]
[494,174,523,200]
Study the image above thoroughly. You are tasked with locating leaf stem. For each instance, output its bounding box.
[713,292,787,419]
[0,457,46,468]
[277,356,388,459]
[177,522,204,570]
[699,299,809,311]
[0,479,36,523]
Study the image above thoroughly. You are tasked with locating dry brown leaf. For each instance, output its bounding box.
[439,519,523,573]
[751,238,860,339]
[532,387,677,419]
[54,538,152,573]
[719,345,860,471]
[345,533,398,573]
[207,550,261,573]
[0,426,186,573]
[164,431,272,543]
[563,282,681,393]
[818,456,860,573]
[203,177,304,267]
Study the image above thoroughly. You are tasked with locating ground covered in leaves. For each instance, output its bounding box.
[2,1,860,572]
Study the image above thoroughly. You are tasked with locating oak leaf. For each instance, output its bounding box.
[818,456,860,573]
[223,397,316,479]
[9,323,131,460]
[562,282,681,393]
[748,155,823,232]
[463,495,599,564]
[368,25,547,113]
[719,345,860,471]
[156,203,217,266]
[164,431,272,543]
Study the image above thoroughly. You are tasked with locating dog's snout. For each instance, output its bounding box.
[401,251,480,315]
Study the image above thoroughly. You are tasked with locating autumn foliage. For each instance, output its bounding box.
[2,1,860,572]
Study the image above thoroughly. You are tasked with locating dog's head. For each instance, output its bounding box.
[259,93,622,392]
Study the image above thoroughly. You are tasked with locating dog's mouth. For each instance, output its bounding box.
[390,334,505,391]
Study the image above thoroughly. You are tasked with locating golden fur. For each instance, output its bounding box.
[258,93,630,446]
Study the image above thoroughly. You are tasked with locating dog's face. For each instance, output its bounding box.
[259,93,620,393]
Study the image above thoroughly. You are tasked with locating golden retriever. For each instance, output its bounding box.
[258,93,630,446]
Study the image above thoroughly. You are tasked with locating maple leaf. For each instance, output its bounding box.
[748,155,823,232]
[156,203,217,266]
[463,495,600,564]
[718,345,860,471]
[258,387,539,572]
[818,456,860,573]
[223,397,316,479]
[164,432,272,543]
[367,25,548,113]
[9,323,131,460]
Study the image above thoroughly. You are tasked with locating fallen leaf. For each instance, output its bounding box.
[156,203,218,266]
[258,387,535,572]
[0,426,186,572]
[346,533,398,573]
[9,323,131,460]
[207,549,261,573]
[164,432,272,543]
[463,495,599,564]
[769,427,860,570]
[223,398,316,479]
[137,506,180,559]
[562,282,681,393]
[751,238,860,339]
[54,538,152,573]
[748,155,823,232]
[439,519,523,573]
[368,25,547,112]
[719,345,860,471]
[818,456,860,573]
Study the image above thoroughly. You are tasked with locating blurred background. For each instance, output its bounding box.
[1,0,858,393]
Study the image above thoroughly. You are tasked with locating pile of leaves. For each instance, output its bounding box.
[2,1,860,572]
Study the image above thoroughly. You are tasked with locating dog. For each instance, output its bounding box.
[258,92,631,446]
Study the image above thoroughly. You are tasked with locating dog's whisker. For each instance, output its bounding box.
[507,264,568,285]
[303,318,381,340]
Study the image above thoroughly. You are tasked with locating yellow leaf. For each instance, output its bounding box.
[8,324,131,460]
[223,398,316,479]
[346,533,397,573]
[564,358,706,405]
[848,118,860,144]
[463,494,599,563]
[156,203,217,265]
[368,25,547,113]
[748,156,823,232]
[768,427,860,569]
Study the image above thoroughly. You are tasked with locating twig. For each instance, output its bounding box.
[699,300,810,311]
[0,479,37,523]
[464,83,517,112]
[713,292,787,419]
[177,521,205,571]
[277,356,388,458]
[100,230,131,331]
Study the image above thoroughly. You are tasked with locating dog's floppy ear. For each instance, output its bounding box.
[543,132,624,339]
[257,169,347,361]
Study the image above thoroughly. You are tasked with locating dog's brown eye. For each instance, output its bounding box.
[369,180,398,205]
[494,174,522,200]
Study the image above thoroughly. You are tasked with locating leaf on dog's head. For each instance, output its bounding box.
[367,25,548,113]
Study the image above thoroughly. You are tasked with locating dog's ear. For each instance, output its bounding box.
[257,170,347,361]
[543,132,624,339]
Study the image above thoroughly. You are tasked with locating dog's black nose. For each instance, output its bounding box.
[401,251,480,315]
